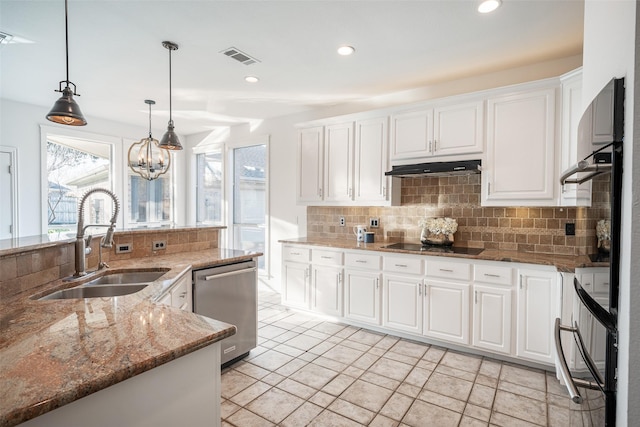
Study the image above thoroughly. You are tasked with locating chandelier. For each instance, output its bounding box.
[128,100,171,180]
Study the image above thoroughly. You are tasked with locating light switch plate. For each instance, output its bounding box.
[116,244,132,254]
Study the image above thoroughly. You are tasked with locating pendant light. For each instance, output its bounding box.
[46,0,87,126]
[128,100,171,181]
[159,41,183,150]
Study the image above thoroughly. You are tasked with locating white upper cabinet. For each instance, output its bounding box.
[324,122,354,202]
[354,117,392,203]
[559,69,591,206]
[296,126,324,203]
[391,100,484,161]
[482,85,558,206]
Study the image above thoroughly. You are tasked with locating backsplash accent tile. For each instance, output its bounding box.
[307,174,610,256]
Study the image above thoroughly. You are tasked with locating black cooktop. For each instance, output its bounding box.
[384,242,484,255]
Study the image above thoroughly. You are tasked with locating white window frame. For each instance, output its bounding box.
[0,145,18,239]
[40,125,125,235]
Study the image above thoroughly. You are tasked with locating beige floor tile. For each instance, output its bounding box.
[313,355,349,372]
[246,387,305,424]
[271,330,300,343]
[221,370,257,399]
[416,388,466,413]
[341,379,394,412]
[289,362,340,389]
[396,383,421,398]
[402,400,462,427]
[340,339,373,353]
[329,398,376,424]
[307,409,363,427]
[312,322,349,335]
[220,399,240,419]
[475,373,499,388]
[500,364,546,392]
[322,373,357,396]
[468,383,496,408]
[275,357,308,376]
[352,352,380,370]
[226,408,275,427]
[374,335,401,350]
[272,343,305,357]
[403,366,432,388]
[334,325,360,339]
[440,350,483,373]
[261,371,285,386]
[368,356,413,381]
[305,328,332,340]
[310,390,337,408]
[284,333,324,351]
[434,363,477,381]
[459,415,490,426]
[424,371,474,402]
[360,371,401,390]
[343,365,365,378]
[348,329,386,346]
[234,361,271,380]
[382,350,419,366]
[298,351,320,362]
[370,413,401,427]
[258,324,288,339]
[309,340,338,355]
[546,373,571,397]
[493,390,547,426]
[280,402,324,427]
[498,378,547,402]
[464,403,491,422]
[490,411,542,427]
[277,377,317,399]
[380,392,414,421]
[229,381,272,406]
[249,349,294,371]
[322,344,365,364]
[423,346,446,363]
[389,339,428,359]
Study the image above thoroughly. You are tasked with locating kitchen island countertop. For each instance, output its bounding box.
[0,247,259,427]
[278,236,607,272]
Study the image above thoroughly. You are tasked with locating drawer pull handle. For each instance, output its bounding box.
[355,260,368,263]
[484,273,501,278]
[395,264,408,268]
[439,268,454,273]
[291,252,301,256]
[321,256,333,259]
[179,291,187,298]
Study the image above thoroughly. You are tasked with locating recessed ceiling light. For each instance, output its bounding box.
[337,45,355,56]
[478,0,502,13]
[245,76,259,83]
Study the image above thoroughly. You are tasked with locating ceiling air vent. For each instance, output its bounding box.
[220,47,260,65]
[0,31,14,45]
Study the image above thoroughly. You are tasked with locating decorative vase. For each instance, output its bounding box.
[420,228,454,246]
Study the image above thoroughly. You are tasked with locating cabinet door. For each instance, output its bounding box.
[484,88,557,206]
[433,101,484,157]
[423,280,470,345]
[283,262,310,309]
[516,269,558,364]
[383,274,423,335]
[354,117,389,202]
[472,285,511,354]
[344,269,381,325]
[171,272,192,312]
[390,109,433,160]
[297,126,324,202]
[324,122,354,202]
[312,265,343,317]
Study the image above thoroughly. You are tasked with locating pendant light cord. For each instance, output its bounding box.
[64,0,70,86]
[168,48,172,123]
[148,102,153,138]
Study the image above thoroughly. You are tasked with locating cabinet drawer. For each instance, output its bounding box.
[283,246,311,263]
[345,252,381,270]
[312,249,343,266]
[474,264,514,286]
[426,259,471,281]
[593,272,610,294]
[384,256,423,275]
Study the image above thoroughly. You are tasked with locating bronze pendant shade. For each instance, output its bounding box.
[159,41,183,150]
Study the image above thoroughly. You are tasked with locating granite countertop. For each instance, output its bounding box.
[278,237,608,273]
[0,247,259,427]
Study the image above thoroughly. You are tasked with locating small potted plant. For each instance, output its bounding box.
[596,219,611,254]
[419,217,458,246]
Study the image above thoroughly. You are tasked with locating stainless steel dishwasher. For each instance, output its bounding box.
[193,259,257,366]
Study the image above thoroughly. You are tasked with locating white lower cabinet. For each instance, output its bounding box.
[283,261,310,309]
[157,269,193,312]
[423,279,470,345]
[383,274,423,335]
[473,285,512,354]
[311,265,343,317]
[516,268,560,364]
[344,269,381,325]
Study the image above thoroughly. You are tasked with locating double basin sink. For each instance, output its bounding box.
[39,270,170,300]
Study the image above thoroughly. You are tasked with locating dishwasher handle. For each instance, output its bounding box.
[203,267,257,281]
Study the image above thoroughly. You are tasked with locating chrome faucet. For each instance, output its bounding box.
[73,188,120,277]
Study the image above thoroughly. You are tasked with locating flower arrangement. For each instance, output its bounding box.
[419,217,458,245]
[596,219,611,253]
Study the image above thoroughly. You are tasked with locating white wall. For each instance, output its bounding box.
[582,1,637,425]
[0,99,180,237]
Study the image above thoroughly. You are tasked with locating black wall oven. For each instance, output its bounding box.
[555,78,624,427]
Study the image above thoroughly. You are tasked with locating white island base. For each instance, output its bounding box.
[21,343,221,427]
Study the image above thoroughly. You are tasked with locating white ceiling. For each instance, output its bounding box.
[0,0,584,136]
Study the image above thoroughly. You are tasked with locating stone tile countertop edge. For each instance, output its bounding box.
[0,247,260,427]
[278,237,608,273]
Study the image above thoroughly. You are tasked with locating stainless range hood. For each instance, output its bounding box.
[385,159,481,178]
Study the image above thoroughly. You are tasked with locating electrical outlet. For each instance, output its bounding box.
[115,244,132,254]
[152,240,167,250]
[369,218,379,228]
[339,217,346,227]
[565,223,576,236]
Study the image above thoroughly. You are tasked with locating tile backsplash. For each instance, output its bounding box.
[307,174,610,256]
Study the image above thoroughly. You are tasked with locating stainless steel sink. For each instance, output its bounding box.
[85,270,168,285]
[39,284,148,300]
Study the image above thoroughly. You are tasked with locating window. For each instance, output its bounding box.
[196,151,223,225]
[46,135,113,235]
[127,171,173,227]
